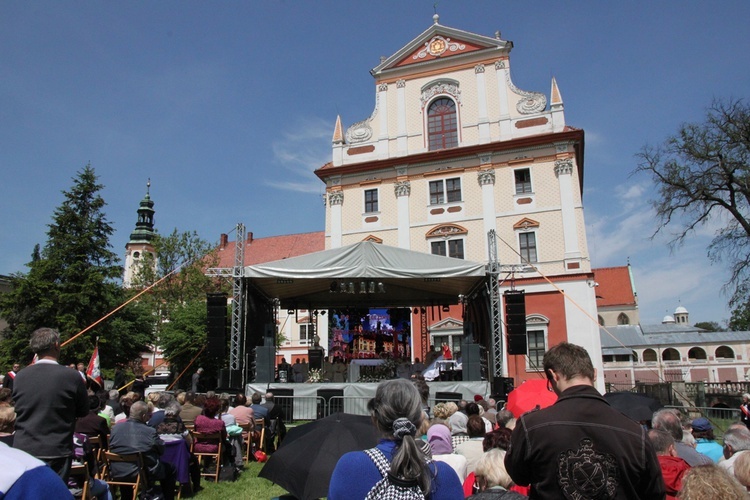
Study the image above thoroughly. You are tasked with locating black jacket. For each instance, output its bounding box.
[505,384,665,500]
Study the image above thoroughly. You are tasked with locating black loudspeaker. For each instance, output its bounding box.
[207,336,226,357]
[206,293,227,337]
[505,290,527,355]
[255,345,275,384]
[492,376,515,402]
[504,290,526,336]
[507,334,527,356]
[308,349,323,371]
[462,343,482,381]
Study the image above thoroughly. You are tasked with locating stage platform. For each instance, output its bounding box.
[246,380,490,421]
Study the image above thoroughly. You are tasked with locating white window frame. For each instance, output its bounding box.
[364,188,379,214]
[514,168,533,194]
[526,327,547,372]
[430,237,465,259]
[518,231,538,264]
[428,177,462,205]
[299,323,314,345]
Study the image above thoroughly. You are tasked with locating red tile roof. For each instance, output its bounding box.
[215,231,325,268]
[592,266,636,307]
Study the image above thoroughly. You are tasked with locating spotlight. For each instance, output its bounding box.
[348,282,355,294]
[442,305,450,312]
[360,281,367,294]
[287,309,294,315]
[369,281,376,294]
[377,282,386,293]
[320,310,326,316]
[413,307,419,314]
[339,282,347,293]
[313,310,318,316]
[330,281,337,292]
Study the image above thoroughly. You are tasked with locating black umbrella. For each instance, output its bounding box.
[604,391,663,422]
[259,412,379,500]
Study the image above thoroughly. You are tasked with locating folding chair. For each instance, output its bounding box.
[190,431,223,483]
[238,422,254,462]
[69,462,91,500]
[102,451,148,499]
[255,418,267,453]
[87,436,105,478]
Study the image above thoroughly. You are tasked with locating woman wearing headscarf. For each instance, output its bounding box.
[427,423,467,482]
[329,379,463,499]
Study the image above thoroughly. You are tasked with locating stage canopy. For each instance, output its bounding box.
[243,241,488,308]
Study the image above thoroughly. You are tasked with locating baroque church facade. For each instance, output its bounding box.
[316,16,602,387]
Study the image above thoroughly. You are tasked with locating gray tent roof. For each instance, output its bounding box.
[243,241,487,308]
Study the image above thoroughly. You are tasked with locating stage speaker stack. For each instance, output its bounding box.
[255,345,275,384]
[504,290,527,355]
[493,376,515,402]
[206,293,228,357]
[461,343,482,381]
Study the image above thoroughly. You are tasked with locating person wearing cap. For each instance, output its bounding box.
[692,417,724,463]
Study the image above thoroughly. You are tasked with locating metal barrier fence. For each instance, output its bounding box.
[274,394,466,423]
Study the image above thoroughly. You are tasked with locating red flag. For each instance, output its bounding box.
[86,347,103,386]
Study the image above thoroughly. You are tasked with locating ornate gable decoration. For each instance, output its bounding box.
[513,218,539,230]
[362,235,383,244]
[426,224,468,239]
[421,79,461,109]
[372,22,511,76]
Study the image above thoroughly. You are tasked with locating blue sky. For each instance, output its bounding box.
[1,1,748,326]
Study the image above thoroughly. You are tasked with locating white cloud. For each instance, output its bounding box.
[267,117,332,193]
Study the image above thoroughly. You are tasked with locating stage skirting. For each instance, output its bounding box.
[246,380,490,421]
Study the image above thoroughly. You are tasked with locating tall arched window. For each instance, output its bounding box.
[427,98,458,150]
[617,313,630,325]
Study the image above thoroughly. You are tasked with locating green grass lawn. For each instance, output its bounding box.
[191,461,290,500]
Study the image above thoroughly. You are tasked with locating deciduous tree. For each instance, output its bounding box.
[635,99,750,306]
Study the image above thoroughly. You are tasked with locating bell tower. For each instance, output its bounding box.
[123,180,156,287]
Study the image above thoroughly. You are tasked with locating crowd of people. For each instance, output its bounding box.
[0,327,285,499]
[330,342,750,499]
[4,328,750,499]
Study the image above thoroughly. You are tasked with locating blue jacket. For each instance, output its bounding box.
[328,439,463,500]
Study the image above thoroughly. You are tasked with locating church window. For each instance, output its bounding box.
[519,232,537,263]
[527,330,546,370]
[514,168,532,194]
[364,189,378,213]
[431,239,464,259]
[427,98,458,150]
[429,178,461,205]
[617,313,630,325]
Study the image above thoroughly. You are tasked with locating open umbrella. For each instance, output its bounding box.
[506,378,558,418]
[259,412,379,500]
[604,391,662,422]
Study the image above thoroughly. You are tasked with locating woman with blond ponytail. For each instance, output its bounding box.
[329,379,463,499]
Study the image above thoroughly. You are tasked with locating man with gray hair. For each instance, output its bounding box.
[110,400,176,500]
[12,327,88,482]
[720,425,750,475]
[652,408,712,466]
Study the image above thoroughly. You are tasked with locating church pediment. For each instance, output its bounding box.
[513,218,540,230]
[372,19,511,75]
[430,317,464,331]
